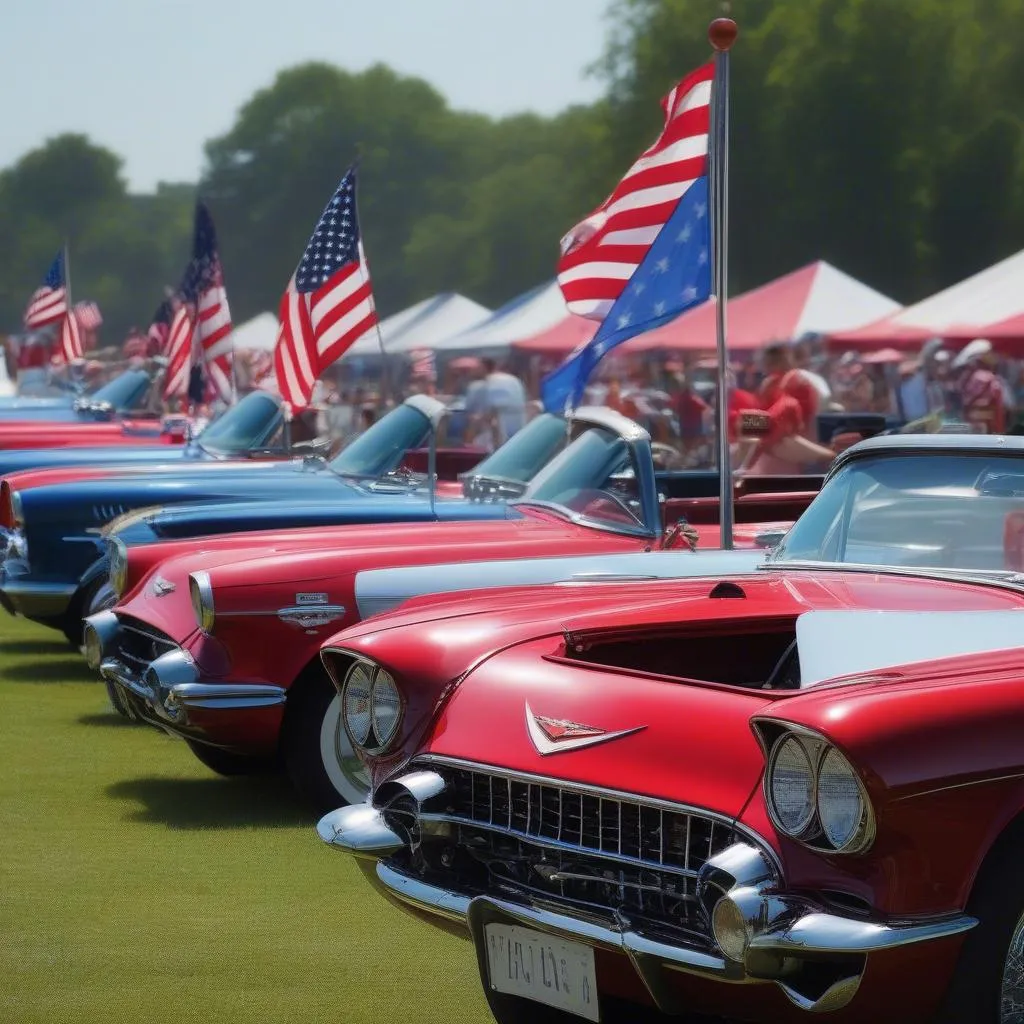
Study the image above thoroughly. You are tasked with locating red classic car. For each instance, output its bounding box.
[317,433,1024,1024]
[85,409,820,814]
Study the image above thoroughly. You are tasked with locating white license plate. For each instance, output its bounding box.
[484,923,599,1021]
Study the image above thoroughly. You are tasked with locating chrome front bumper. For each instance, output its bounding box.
[0,556,76,619]
[86,611,286,733]
[318,777,978,1016]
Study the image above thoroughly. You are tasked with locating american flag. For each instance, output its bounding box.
[181,201,234,402]
[408,347,436,382]
[147,297,174,354]
[163,302,194,399]
[274,165,379,408]
[556,62,713,321]
[23,251,68,329]
[74,300,102,332]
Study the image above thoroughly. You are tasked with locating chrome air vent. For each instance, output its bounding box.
[93,503,128,524]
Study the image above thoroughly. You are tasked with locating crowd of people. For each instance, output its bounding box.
[4,325,1020,477]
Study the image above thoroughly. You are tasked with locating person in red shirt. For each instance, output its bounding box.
[952,338,1007,434]
[738,343,837,474]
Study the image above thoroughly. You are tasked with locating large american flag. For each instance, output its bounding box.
[163,301,194,399]
[23,251,68,329]
[274,165,379,408]
[556,62,713,321]
[181,201,234,402]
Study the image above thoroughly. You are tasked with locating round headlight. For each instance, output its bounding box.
[188,571,215,633]
[767,735,815,836]
[342,662,373,747]
[370,669,401,748]
[817,746,870,852]
[109,538,128,597]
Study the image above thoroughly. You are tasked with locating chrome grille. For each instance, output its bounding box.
[407,763,755,945]
[447,766,726,876]
[115,615,178,671]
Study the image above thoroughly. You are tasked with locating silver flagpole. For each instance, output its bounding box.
[709,15,737,549]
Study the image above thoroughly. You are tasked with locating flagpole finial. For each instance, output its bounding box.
[708,17,738,51]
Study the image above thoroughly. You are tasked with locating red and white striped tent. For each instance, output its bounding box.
[829,246,1024,352]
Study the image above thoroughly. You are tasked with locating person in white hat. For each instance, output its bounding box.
[951,339,1006,434]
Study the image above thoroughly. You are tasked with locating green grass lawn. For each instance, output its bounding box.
[0,615,492,1024]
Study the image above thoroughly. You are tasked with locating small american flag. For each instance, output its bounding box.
[163,302,194,399]
[74,300,102,332]
[274,164,379,409]
[181,202,233,402]
[557,62,713,321]
[409,347,436,382]
[23,251,68,329]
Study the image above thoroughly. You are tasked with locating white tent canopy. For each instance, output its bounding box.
[343,292,492,359]
[230,312,278,352]
[428,280,568,354]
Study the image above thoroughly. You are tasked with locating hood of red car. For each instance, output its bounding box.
[423,637,775,819]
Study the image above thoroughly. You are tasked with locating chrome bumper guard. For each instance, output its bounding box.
[89,613,285,732]
[318,776,978,1015]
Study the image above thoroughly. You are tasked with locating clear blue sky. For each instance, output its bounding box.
[3,0,611,193]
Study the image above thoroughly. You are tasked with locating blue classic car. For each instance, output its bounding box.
[0,368,158,421]
[0,391,480,642]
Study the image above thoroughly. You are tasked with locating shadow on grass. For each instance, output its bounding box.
[0,639,70,657]
[106,775,314,829]
[78,712,141,729]
[1,658,95,683]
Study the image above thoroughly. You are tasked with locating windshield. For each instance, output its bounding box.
[329,402,432,478]
[89,370,152,410]
[196,391,283,454]
[462,413,569,497]
[773,452,1024,573]
[515,425,649,536]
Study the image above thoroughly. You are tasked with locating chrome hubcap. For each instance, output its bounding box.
[1001,911,1024,1022]
[319,694,371,806]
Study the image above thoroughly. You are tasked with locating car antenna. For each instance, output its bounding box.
[428,407,438,517]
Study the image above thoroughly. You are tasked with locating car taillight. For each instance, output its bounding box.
[0,481,13,530]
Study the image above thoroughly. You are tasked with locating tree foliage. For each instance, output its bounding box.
[2,0,1024,346]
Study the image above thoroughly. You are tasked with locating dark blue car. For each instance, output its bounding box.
[0,391,468,642]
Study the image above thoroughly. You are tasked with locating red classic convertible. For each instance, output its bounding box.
[85,408,820,813]
[317,433,1024,1024]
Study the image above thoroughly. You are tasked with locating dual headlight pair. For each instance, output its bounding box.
[340,659,402,753]
[764,728,874,854]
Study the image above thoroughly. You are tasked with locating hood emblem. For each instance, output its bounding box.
[151,576,176,597]
[525,702,646,756]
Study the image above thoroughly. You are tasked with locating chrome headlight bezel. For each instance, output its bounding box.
[340,658,404,755]
[188,571,215,634]
[109,538,128,597]
[760,724,875,855]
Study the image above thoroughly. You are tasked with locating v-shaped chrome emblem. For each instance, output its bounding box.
[525,702,646,756]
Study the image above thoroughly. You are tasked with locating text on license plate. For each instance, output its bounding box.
[484,923,599,1022]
